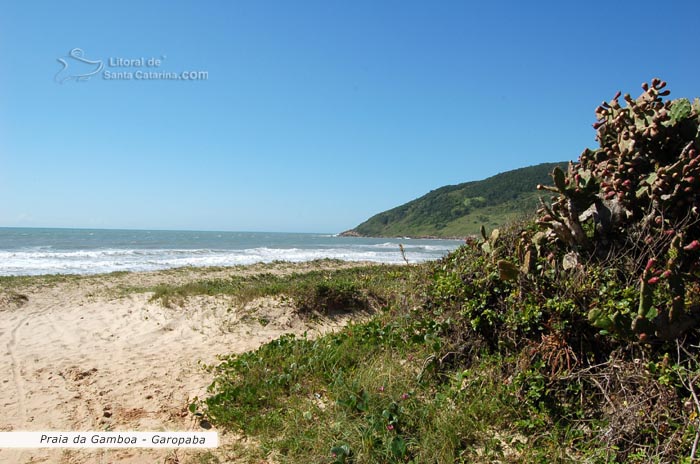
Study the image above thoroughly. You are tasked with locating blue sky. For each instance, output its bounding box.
[1,1,698,233]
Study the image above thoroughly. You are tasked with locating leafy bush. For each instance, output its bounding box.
[533,79,700,341]
[418,79,700,461]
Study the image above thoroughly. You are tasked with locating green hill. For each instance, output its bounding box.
[343,162,565,238]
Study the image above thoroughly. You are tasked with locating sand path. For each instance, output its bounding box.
[0,262,364,463]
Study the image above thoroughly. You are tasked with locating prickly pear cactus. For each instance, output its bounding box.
[535,79,700,341]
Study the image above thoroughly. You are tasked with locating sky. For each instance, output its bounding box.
[1,1,699,233]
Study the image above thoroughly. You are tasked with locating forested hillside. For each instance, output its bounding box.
[343,162,565,238]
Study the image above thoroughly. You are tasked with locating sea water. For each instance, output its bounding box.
[0,228,464,276]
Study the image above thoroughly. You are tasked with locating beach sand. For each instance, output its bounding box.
[0,261,371,463]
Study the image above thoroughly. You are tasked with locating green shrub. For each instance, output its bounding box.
[534,79,700,341]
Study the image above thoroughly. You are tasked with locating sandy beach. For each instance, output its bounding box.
[0,261,370,463]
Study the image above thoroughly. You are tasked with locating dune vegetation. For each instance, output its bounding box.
[186,80,700,463]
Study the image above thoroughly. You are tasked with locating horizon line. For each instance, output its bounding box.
[0,225,340,235]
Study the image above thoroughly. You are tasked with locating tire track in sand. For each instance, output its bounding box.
[5,301,60,425]
[7,312,32,423]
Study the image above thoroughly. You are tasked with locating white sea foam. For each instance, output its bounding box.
[0,229,464,276]
[0,244,457,276]
[371,242,453,251]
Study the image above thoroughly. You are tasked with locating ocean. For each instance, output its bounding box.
[0,228,465,276]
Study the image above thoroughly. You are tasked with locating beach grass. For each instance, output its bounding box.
[132,264,416,315]
[191,261,579,463]
[0,272,84,289]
